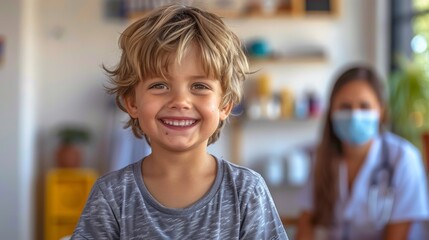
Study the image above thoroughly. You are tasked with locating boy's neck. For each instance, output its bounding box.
[143,146,215,178]
[141,146,218,209]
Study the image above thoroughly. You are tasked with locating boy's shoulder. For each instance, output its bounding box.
[222,159,261,177]
[220,158,266,190]
[95,161,140,191]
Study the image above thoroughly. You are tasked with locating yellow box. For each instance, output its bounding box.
[45,169,97,240]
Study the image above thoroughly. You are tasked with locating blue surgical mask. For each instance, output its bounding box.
[332,110,379,145]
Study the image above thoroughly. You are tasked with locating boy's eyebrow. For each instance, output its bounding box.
[160,74,214,81]
[189,75,213,80]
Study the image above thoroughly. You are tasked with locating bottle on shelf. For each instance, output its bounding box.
[306,91,321,118]
[280,87,294,119]
[294,94,309,119]
[256,73,273,119]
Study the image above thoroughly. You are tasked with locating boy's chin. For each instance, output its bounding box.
[158,140,208,153]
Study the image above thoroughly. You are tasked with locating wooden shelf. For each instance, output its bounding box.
[213,9,296,19]
[129,11,337,22]
[232,116,321,124]
[248,55,328,65]
[216,10,339,19]
[127,0,340,22]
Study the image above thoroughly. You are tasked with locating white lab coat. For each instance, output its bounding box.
[300,132,429,240]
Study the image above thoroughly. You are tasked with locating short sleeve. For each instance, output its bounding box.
[239,174,289,240]
[71,182,120,240]
[390,145,429,222]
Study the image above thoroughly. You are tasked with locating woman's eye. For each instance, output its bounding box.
[360,102,371,109]
[339,103,352,110]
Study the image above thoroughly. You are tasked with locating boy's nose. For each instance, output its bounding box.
[167,90,191,110]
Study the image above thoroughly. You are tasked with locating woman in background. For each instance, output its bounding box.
[296,66,429,240]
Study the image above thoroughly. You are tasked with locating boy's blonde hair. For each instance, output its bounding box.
[105,4,249,145]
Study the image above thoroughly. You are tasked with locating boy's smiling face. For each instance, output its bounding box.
[125,46,232,153]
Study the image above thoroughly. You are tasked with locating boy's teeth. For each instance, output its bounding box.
[163,120,196,126]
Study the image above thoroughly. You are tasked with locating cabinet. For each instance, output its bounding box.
[44,169,97,240]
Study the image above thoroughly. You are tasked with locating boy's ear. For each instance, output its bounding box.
[220,102,233,121]
[123,95,139,118]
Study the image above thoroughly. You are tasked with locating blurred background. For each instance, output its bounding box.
[1,0,429,239]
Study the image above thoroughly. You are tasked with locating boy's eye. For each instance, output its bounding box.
[191,83,210,90]
[149,83,168,90]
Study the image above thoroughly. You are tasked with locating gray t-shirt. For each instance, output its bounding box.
[71,157,288,239]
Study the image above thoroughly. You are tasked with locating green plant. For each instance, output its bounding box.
[57,126,91,145]
[389,57,429,149]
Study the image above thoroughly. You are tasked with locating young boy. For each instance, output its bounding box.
[71,4,288,239]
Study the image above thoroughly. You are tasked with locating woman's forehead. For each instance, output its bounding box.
[336,80,375,95]
[333,81,380,103]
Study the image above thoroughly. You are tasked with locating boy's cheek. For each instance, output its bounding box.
[210,104,218,113]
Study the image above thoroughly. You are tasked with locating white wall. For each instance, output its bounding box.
[36,0,125,171]
[0,1,22,239]
[0,0,36,239]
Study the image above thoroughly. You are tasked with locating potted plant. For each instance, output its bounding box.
[55,126,91,168]
[389,57,429,151]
